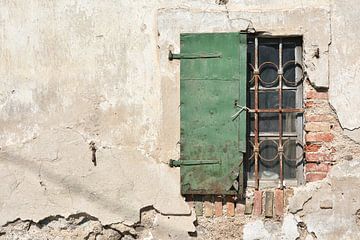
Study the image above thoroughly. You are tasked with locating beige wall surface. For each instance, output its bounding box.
[0,0,358,233]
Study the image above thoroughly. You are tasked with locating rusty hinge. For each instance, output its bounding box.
[169,159,221,167]
[168,50,222,61]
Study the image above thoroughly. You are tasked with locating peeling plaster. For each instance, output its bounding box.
[0,0,360,237]
[243,160,360,240]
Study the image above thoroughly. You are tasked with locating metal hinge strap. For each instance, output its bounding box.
[169,159,220,167]
[168,50,222,61]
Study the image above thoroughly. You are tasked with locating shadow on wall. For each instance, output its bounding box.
[0,151,132,220]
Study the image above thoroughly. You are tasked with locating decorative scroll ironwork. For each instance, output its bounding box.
[249,37,304,190]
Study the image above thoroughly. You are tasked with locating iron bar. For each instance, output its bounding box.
[248,108,304,113]
[250,132,298,137]
[278,39,284,189]
[254,37,260,190]
[250,86,298,91]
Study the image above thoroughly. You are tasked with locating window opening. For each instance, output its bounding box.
[246,36,304,189]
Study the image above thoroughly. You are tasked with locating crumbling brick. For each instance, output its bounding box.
[305,144,322,152]
[226,196,235,217]
[253,191,262,216]
[305,132,334,142]
[306,163,331,172]
[306,172,327,182]
[306,90,328,100]
[235,202,245,216]
[305,113,334,122]
[274,189,284,218]
[305,122,331,132]
[214,196,223,217]
[306,153,333,162]
[203,196,214,218]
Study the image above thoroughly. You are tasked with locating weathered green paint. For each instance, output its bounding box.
[179,32,247,195]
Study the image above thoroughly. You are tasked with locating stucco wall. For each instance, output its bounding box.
[0,0,360,238]
[0,0,194,231]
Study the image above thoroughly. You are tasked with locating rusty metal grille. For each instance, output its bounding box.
[247,36,304,190]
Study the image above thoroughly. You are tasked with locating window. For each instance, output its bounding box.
[169,33,304,194]
[246,36,304,189]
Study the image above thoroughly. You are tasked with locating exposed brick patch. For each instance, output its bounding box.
[274,189,284,218]
[214,196,223,217]
[305,133,334,143]
[306,172,327,182]
[305,144,322,152]
[305,153,333,162]
[304,82,337,183]
[204,196,214,218]
[235,202,245,216]
[305,163,331,172]
[305,113,335,122]
[226,196,235,217]
[253,191,262,216]
[306,90,328,100]
[305,101,316,108]
[305,122,331,132]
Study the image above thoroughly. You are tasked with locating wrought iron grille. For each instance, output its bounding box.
[247,36,304,190]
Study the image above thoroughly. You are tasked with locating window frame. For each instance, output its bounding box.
[245,35,304,189]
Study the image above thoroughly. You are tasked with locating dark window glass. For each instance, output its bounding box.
[246,37,303,182]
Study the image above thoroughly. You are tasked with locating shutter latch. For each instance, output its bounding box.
[168,50,222,61]
[232,103,250,121]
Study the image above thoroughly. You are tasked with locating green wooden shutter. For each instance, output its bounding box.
[176,32,247,195]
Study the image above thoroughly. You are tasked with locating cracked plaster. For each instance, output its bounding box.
[243,159,360,240]
[0,0,360,237]
[0,0,197,232]
[329,0,360,141]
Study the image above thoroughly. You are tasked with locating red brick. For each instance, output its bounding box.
[306,172,327,182]
[253,191,262,216]
[214,196,223,217]
[226,196,235,217]
[305,122,331,132]
[305,133,334,142]
[236,202,245,216]
[306,153,333,162]
[305,163,331,172]
[305,101,316,108]
[305,114,334,122]
[203,196,214,218]
[274,189,284,218]
[305,144,322,152]
[306,90,328,100]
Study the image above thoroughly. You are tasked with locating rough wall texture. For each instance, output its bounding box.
[0,0,195,235]
[243,159,360,240]
[1,0,360,239]
[329,0,360,142]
